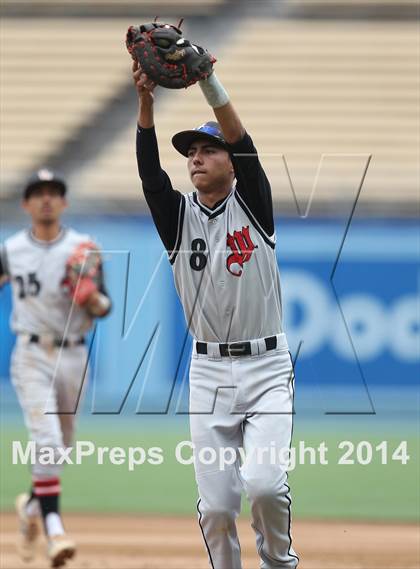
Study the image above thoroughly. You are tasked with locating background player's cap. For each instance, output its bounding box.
[24,168,67,199]
[172,121,227,157]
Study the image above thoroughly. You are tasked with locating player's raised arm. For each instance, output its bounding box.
[0,245,10,287]
[131,61,184,255]
[199,72,275,237]
[133,60,156,129]
[198,74,245,144]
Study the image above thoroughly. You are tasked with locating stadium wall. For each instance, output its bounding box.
[1,216,417,409]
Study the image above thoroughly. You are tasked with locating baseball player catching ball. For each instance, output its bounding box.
[0,170,111,567]
[130,22,299,569]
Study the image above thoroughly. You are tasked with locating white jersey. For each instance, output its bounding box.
[2,228,95,337]
[172,190,283,343]
[138,128,284,344]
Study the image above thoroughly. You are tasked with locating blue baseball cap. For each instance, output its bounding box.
[172,121,227,157]
[24,168,67,199]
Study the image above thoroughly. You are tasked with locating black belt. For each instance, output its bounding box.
[29,334,85,348]
[196,335,277,357]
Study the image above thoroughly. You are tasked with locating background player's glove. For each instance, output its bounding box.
[126,22,216,89]
[62,242,102,306]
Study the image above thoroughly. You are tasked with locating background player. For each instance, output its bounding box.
[0,169,111,567]
[134,59,299,568]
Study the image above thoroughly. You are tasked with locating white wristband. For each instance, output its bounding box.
[199,72,230,109]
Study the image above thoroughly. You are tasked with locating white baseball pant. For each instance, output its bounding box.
[189,333,299,569]
[11,335,88,479]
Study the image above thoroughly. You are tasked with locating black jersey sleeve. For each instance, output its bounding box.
[0,245,9,279]
[136,126,184,253]
[226,132,274,237]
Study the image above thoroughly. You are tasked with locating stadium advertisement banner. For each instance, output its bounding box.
[0,217,418,399]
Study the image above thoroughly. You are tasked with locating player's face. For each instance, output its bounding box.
[22,185,67,224]
[187,140,234,193]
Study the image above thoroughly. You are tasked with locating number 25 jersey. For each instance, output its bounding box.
[1,228,96,336]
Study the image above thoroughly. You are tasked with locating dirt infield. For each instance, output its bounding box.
[0,513,418,569]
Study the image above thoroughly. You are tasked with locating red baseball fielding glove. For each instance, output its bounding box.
[62,241,102,306]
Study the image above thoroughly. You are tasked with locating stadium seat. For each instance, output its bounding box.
[71,18,418,211]
[0,18,137,192]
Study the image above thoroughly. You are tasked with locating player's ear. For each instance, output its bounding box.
[228,155,234,174]
[21,198,30,213]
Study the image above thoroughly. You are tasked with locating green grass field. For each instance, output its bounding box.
[1,419,418,521]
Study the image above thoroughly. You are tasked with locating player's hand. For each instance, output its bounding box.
[84,290,111,318]
[132,61,156,102]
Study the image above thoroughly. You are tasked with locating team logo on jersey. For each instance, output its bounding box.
[226,226,256,277]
